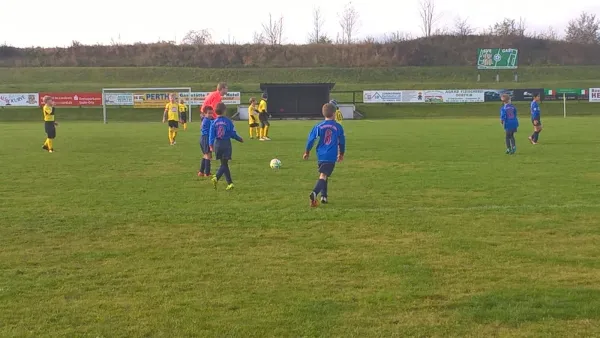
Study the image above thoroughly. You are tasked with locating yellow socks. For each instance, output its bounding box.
[255,128,259,138]
[168,129,173,143]
[43,139,49,147]
[172,130,177,142]
[183,123,187,131]
[47,139,53,150]
[249,127,254,138]
[264,125,270,137]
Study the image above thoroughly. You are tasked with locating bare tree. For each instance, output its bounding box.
[535,26,559,40]
[489,18,527,36]
[419,0,440,37]
[565,12,600,44]
[338,2,360,44]
[383,31,413,43]
[181,29,213,45]
[308,7,327,43]
[261,14,285,45]
[453,16,474,36]
[253,32,266,44]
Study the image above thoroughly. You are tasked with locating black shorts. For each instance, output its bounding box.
[168,120,179,128]
[249,123,259,127]
[318,161,336,176]
[259,113,270,126]
[44,121,56,139]
[505,128,517,135]
[180,113,187,123]
[214,143,232,160]
[200,135,210,154]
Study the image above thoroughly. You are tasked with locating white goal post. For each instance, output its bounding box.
[102,87,192,124]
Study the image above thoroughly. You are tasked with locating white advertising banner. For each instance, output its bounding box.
[104,93,134,106]
[363,90,403,103]
[589,88,600,102]
[422,89,485,103]
[178,92,242,105]
[0,93,39,107]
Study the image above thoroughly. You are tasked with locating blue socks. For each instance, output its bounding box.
[313,179,326,195]
[200,159,206,173]
[205,159,211,175]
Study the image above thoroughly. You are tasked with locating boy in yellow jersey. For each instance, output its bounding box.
[330,99,343,124]
[258,93,271,141]
[178,99,188,131]
[248,97,260,139]
[162,93,180,145]
[41,96,58,153]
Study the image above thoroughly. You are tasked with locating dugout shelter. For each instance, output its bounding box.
[258,83,336,119]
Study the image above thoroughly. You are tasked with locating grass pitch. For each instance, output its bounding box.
[1,118,600,337]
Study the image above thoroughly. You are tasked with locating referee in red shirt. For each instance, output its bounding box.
[201,82,228,119]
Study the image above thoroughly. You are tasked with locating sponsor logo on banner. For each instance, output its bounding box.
[0,93,39,107]
[39,92,102,106]
[104,93,134,106]
[590,88,600,102]
[424,90,485,103]
[400,91,425,102]
[133,92,242,108]
[363,91,402,103]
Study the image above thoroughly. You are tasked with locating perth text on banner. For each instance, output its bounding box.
[39,92,103,106]
[0,93,40,107]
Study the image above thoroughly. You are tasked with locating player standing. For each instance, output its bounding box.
[303,103,346,207]
[41,96,58,153]
[330,99,343,124]
[258,93,271,141]
[163,93,179,145]
[201,82,228,119]
[198,106,215,177]
[529,93,542,145]
[209,102,243,190]
[500,93,519,154]
[179,98,188,131]
[248,97,260,139]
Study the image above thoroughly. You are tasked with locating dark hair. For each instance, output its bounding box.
[261,92,268,100]
[322,103,336,118]
[215,102,226,115]
[203,105,213,113]
[533,92,540,98]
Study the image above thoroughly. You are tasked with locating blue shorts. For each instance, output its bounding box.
[214,143,232,160]
[318,161,336,176]
[200,135,210,154]
[180,113,187,123]
[505,128,517,134]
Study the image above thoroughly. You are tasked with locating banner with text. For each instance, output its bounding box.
[40,92,102,106]
[104,93,134,106]
[133,92,242,108]
[590,88,600,102]
[482,88,545,102]
[477,48,519,70]
[0,93,39,107]
[545,88,588,101]
[363,90,485,103]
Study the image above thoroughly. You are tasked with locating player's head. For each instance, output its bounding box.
[215,102,226,116]
[217,82,228,95]
[533,92,541,102]
[43,95,53,106]
[501,93,511,104]
[261,92,268,100]
[249,97,256,105]
[179,98,185,104]
[204,105,214,117]
[169,93,176,103]
[322,103,336,119]
[329,99,338,109]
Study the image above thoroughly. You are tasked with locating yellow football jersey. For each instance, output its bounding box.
[335,109,343,123]
[248,106,259,124]
[258,99,267,115]
[165,103,179,121]
[43,105,55,122]
[178,103,187,113]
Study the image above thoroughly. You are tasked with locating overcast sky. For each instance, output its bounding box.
[2,0,599,47]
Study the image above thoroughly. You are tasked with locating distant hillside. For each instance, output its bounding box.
[2,35,600,68]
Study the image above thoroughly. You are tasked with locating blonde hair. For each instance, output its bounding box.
[322,103,336,118]
[217,82,227,91]
[43,95,52,103]
[249,97,256,104]
[501,93,511,103]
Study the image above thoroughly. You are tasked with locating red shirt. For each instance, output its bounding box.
[201,91,222,119]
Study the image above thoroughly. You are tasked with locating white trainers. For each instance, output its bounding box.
[264,137,271,141]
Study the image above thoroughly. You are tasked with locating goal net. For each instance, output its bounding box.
[102,87,192,124]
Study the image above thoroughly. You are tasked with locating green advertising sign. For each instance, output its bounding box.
[476,48,519,70]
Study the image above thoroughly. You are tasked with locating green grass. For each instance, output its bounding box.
[1,118,600,337]
[2,66,600,92]
[2,101,600,122]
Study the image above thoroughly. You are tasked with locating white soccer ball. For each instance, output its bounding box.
[270,158,282,169]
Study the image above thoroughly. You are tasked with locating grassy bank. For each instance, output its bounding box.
[2,66,600,92]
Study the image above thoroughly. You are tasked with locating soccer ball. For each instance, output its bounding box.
[270,158,282,169]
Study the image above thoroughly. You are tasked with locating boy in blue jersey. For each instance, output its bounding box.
[500,93,519,154]
[303,103,346,207]
[198,106,214,177]
[529,93,542,145]
[209,102,243,190]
